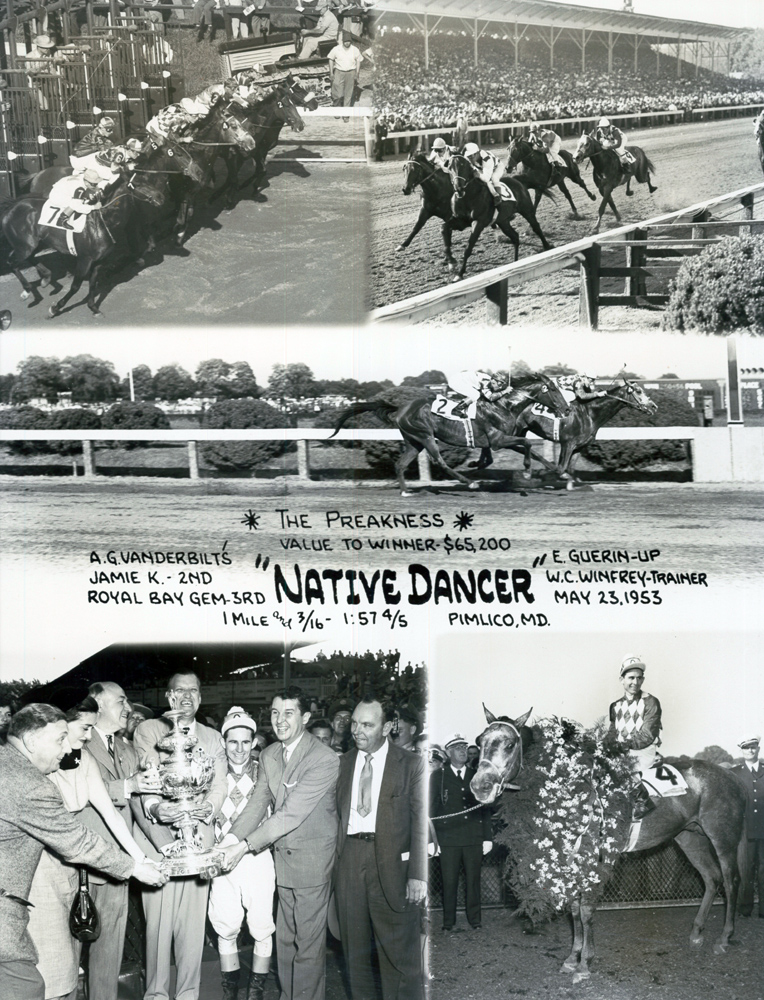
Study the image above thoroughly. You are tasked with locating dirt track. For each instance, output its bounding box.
[370,117,763,312]
[0,125,368,327]
[429,904,764,1000]
[1,478,761,582]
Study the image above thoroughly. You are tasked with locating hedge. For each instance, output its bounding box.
[0,407,50,455]
[101,402,171,449]
[663,234,764,335]
[200,399,295,471]
[47,408,102,456]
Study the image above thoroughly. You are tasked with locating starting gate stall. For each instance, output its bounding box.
[217,31,332,99]
[0,23,171,196]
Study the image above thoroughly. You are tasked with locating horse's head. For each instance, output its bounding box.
[609,379,658,415]
[126,173,166,208]
[537,374,572,417]
[274,86,305,133]
[284,75,319,112]
[506,136,529,169]
[209,105,257,151]
[574,131,596,163]
[471,705,533,804]
[143,139,205,185]
[506,373,570,417]
[448,153,472,196]
[401,153,430,195]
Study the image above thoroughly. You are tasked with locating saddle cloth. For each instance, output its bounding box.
[529,403,561,442]
[642,761,688,799]
[496,180,515,203]
[39,199,87,236]
[431,394,475,447]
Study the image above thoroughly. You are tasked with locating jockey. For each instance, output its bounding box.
[555,373,608,404]
[463,142,513,207]
[70,117,116,168]
[527,121,565,169]
[754,109,764,135]
[594,117,635,168]
[427,136,453,173]
[48,168,104,226]
[608,655,662,819]
[146,96,213,145]
[448,369,512,420]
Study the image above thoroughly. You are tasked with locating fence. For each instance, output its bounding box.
[370,182,764,327]
[2,425,763,482]
[382,103,764,154]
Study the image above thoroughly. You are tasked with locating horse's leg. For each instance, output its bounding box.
[561,897,582,973]
[456,221,485,279]
[495,215,520,261]
[514,201,552,251]
[467,446,493,470]
[49,256,91,317]
[674,830,723,949]
[85,262,105,316]
[396,439,424,495]
[691,800,744,952]
[625,175,633,196]
[423,433,474,487]
[396,207,433,251]
[442,218,460,273]
[571,166,597,201]
[532,186,542,211]
[573,901,596,983]
[557,179,581,219]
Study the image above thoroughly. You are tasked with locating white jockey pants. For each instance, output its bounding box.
[208,851,276,955]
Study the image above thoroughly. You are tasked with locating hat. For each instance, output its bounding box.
[463,142,479,157]
[221,705,257,737]
[342,30,352,41]
[129,702,153,720]
[432,137,447,150]
[738,736,761,749]
[328,698,356,719]
[620,655,645,677]
[444,732,469,750]
[99,116,115,128]
[598,117,611,128]
[35,34,56,49]
[428,744,447,763]
[82,169,102,185]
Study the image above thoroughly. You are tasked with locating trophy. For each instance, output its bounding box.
[155,710,224,878]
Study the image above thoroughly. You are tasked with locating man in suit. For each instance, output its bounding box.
[0,704,164,1000]
[733,735,764,918]
[430,733,492,932]
[132,673,228,1000]
[334,696,427,1000]
[78,681,163,1000]
[220,687,339,1000]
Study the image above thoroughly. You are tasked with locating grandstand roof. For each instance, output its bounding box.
[374,0,746,42]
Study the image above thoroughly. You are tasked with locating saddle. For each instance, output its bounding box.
[431,394,477,447]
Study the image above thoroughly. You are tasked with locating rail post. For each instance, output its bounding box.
[578,244,601,329]
[627,227,647,298]
[297,439,311,480]
[741,191,754,220]
[188,440,200,480]
[486,277,509,325]
[82,439,96,477]
[417,451,432,483]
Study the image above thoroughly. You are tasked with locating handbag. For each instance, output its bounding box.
[69,868,101,942]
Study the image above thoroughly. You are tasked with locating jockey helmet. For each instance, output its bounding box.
[432,137,447,151]
[490,372,509,390]
[529,121,539,131]
[463,142,480,158]
[98,116,115,129]
[598,117,611,128]
[620,655,645,677]
[82,169,101,185]
[126,138,142,152]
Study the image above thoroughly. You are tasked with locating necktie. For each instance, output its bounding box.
[106,734,115,760]
[357,753,373,818]
[283,745,289,768]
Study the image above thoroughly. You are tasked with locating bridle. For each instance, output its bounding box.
[402,156,440,192]
[448,153,472,195]
[478,719,524,796]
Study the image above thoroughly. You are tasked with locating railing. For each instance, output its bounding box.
[370,182,764,327]
[2,425,763,483]
[382,103,764,147]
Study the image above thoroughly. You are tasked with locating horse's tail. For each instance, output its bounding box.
[329,400,399,438]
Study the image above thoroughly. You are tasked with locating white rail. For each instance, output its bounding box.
[370,182,764,326]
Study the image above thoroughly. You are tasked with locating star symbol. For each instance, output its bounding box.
[241,509,261,530]
[453,511,474,531]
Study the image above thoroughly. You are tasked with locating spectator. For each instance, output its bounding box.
[328,32,363,115]
[0,701,12,744]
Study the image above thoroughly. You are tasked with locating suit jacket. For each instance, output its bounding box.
[0,743,134,963]
[130,716,227,861]
[336,742,427,912]
[732,762,764,839]
[430,764,492,848]
[229,732,339,889]
[78,731,139,885]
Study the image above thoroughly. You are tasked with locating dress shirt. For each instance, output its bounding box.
[348,740,389,835]
[282,731,305,764]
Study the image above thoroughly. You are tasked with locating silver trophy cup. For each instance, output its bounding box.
[155,710,224,878]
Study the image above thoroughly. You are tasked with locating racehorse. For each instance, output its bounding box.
[574,132,657,233]
[755,112,764,177]
[472,713,747,979]
[394,151,457,252]
[222,81,308,207]
[506,135,596,219]
[447,153,553,279]
[470,706,534,804]
[512,379,658,480]
[330,373,570,494]
[0,172,166,316]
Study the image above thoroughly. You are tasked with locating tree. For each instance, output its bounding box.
[227,362,260,399]
[730,28,764,77]
[358,380,394,399]
[11,356,65,403]
[0,373,15,404]
[152,364,196,402]
[265,363,316,403]
[0,406,51,454]
[195,359,232,398]
[101,402,171,448]
[120,364,154,401]
[400,370,447,388]
[659,373,679,379]
[47,409,102,458]
[540,363,578,378]
[61,355,121,403]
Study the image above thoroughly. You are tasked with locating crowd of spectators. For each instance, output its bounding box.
[375,30,764,135]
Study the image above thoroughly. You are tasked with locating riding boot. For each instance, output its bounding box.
[247,971,268,1000]
[451,400,468,418]
[221,969,241,1000]
[631,784,656,820]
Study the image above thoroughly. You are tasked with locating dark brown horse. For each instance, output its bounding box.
[512,379,658,480]
[395,152,455,254]
[330,373,570,494]
[506,135,596,218]
[574,132,657,233]
[447,153,552,278]
[472,714,747,980]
